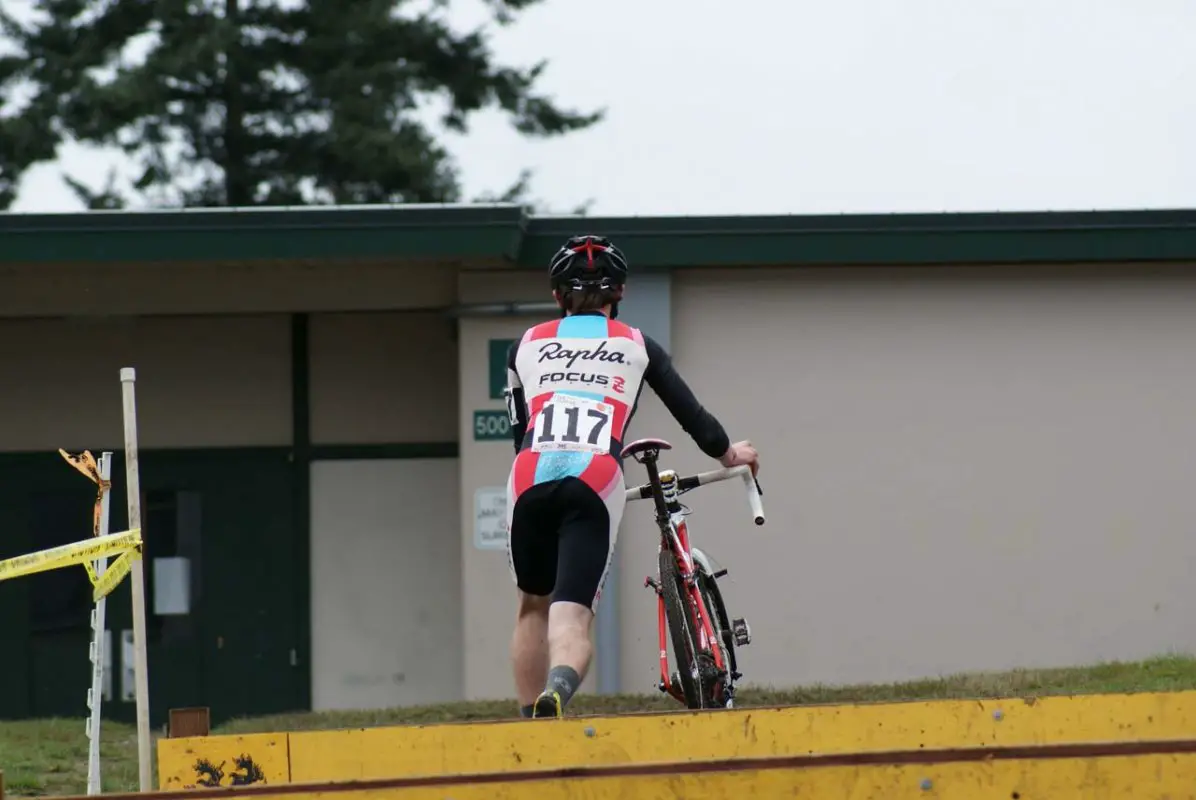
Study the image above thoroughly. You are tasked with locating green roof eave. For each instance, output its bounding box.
[3,204,1196,269]
[0,203,530,265]
[520,208,1196,268]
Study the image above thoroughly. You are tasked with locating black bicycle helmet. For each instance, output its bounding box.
[548,234,629,318]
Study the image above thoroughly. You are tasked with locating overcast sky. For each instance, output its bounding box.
[6,0,1196,216]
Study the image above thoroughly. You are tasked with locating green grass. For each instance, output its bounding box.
[0,718,140,797]
[3,654,1196,796]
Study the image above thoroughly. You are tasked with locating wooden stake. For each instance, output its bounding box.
[120,368,152,792]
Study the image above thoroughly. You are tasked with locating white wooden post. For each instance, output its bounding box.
[120,368,152,791]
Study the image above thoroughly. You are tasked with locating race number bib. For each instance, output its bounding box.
[531,395,614,455]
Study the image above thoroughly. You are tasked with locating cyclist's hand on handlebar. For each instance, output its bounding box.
[719,440,759,477]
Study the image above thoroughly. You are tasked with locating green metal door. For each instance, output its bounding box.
[0,448,302,726]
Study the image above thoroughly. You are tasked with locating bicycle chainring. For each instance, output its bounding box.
[697,652,727,706]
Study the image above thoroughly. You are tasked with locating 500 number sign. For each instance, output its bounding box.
[473,410,511,441]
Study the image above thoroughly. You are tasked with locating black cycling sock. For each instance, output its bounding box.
[519,703,536,718]
[545,665,582,708]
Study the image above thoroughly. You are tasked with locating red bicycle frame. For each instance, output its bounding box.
[623,438,765,708]
[653,496,727,704]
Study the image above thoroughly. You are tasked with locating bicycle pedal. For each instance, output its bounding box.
[644,576,661,592]
[732,618,752,646]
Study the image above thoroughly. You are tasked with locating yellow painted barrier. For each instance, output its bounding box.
[158,689,1196,789]
[156,733,289,789]
[120,740,1196,799]
[257,752,1196,799]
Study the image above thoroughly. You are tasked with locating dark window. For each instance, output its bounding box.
[145,489,202,644]
[28,487,200,634]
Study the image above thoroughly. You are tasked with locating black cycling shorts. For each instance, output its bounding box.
[507,477,617,611]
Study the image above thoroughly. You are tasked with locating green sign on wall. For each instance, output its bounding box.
[473,410,511,441]
[488,338,516,399]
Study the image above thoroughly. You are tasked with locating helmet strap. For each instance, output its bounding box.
[553,284,624,317]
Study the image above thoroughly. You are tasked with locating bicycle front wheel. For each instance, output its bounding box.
[696,569,737,705]
[659,548,703,708]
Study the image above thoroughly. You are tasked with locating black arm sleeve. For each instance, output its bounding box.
[643,334,731,460]
[505,340,528,453]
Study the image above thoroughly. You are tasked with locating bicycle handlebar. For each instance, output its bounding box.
[625,464,766,526]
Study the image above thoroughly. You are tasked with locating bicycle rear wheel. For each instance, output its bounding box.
[659,548,703,708]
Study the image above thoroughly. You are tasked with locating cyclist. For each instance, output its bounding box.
[503,234,760,719]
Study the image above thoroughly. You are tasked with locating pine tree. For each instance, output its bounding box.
[0,0,601,209]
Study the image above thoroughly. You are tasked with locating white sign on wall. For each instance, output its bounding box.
[120,629,135,702]
[474,486,508,551]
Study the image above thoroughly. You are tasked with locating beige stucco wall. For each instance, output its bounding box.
[14,255,1191,704]
[456,261,1196,698]
[309,311,458,444]
[456,312,543,699]
[0,314,291,451]
[0,261,455,317]
[310,458,462,710]
[663,263,1196,688]
[0,261,457,451]
[307,310,464,705]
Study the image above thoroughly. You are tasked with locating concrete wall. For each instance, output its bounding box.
[309,311,458,444]
[11,256,1193,706]
[0,262,455,317]
[0,315,291,451]
[455,261,1196,698]
[310,459,462,710]
[308,310,463,708]
[664,264,1196,688]
[457,311,543,699]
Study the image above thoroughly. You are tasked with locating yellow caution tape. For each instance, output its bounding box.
[93,548,138,601]
[0,449,141,597]
[0,528,142,583]
[60,447,141,600]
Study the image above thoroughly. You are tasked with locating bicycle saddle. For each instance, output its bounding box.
[620,438,672,462]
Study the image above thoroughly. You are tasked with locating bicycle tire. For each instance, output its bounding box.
[696,570,737,704]
[659,548,703,708]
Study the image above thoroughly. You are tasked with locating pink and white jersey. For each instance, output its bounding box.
[505,313,649,500]
[503,310,731,503]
